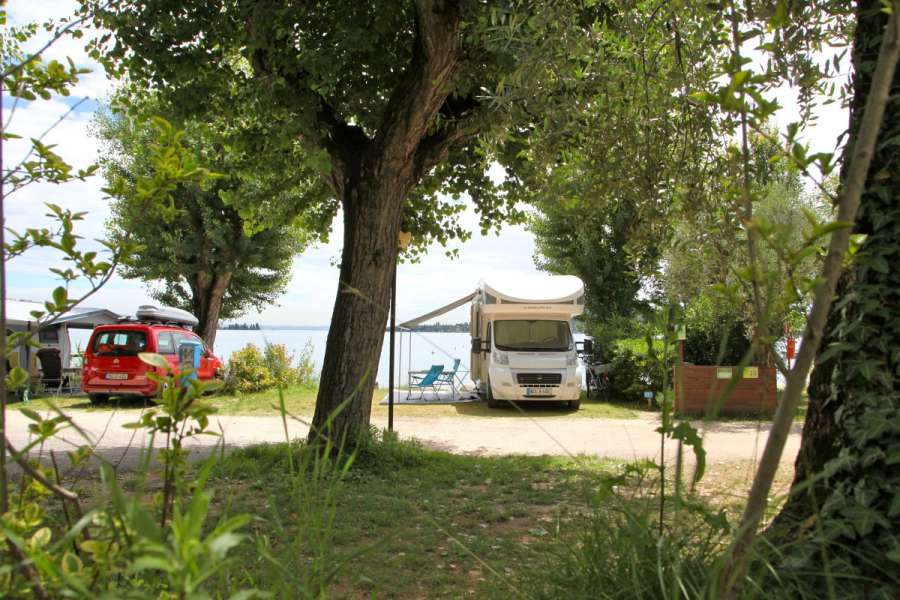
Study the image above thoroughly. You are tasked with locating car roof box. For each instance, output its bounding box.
[135,305,199,328]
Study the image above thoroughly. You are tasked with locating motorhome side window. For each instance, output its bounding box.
[494,320,572,352]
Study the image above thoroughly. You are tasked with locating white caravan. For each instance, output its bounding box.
[469,275,585,409]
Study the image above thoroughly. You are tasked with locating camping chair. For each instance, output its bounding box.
[407,364,444,400]
[435,359,462,397]
[36,348,66,395]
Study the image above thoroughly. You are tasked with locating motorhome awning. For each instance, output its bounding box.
[398,292,477,329]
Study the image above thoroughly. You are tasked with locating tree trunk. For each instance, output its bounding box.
[310,174,404,446]
[191,272,232,350]
[767,275,848,536]
[304,0,465,447]
[767,1,900,588]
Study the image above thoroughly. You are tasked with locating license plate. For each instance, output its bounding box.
[525,387,548,397]
[105,372,128,380]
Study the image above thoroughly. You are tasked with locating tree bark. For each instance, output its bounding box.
[191,272,232,349]
[766,275,848,536]
[762,3,900,590]
[308,0,466,447]
[769,0,897,536]
[721,1,900,594]
[310,174,406,445]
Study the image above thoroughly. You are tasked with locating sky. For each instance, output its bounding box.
[4,1,850,327]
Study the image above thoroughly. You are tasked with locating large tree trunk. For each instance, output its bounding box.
[307,0,465,447]
[310,175,405,446]
[191,272,232,349]
[767,275,848,536]
[767,1,900,589]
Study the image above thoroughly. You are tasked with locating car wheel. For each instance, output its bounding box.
[88,393,109,404]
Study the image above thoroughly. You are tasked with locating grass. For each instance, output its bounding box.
[13,386,640,419]
[205,436,620,598]
[192,439,798,598]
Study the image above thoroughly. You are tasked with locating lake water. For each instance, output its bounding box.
[69,328,589,387]
[70,328,475,387]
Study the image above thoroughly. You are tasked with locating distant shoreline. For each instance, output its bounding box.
[218,325,470,332]
[219,325,330,331]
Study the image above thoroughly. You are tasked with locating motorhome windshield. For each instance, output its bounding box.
[493,320,572,352]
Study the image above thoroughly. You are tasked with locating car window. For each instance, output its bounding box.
[92,330,148,356]
[171,331,204,349]
[156,332,175,354]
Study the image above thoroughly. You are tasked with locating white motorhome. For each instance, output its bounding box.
[469,275,585,409]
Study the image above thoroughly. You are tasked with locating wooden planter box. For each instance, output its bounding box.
[673,364,777,415]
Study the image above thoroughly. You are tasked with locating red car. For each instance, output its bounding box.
[82,322,223,403]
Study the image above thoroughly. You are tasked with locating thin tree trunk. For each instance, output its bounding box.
[310,175,404,447]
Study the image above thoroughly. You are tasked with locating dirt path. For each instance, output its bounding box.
[6,407,801,471]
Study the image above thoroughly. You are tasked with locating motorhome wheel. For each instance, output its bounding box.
[486,379,503,409]
[568,398,581,410]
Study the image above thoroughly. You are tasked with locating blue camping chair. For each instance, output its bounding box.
[408,364,444,399]
[435,359,462,397]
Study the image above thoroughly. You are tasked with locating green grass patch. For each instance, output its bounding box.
[207,435,619,598]
[15,386,640,419]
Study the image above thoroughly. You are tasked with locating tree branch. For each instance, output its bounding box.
[0,1,113,80]
[372,0,463,176]
[5,437,80,502]
[243,9,368,196]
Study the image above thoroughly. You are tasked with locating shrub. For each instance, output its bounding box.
[606,347,666,402]
[264,343,299,388]
[226,342,316,393]
[225,343,275,393]
[682,295,753,365]
[295,340,317,385]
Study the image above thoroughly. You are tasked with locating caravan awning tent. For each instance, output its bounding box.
[6,299,121,329]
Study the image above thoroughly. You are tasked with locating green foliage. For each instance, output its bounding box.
[605,347,664,403]
[529,463,730,600]
[773,5,900,592]
[96,93,314,339]
[225,342,316,394]
[293,341,317,387]
[520,3,722,333]
[682,295,753,366]
[225,344,275,394]
[1,368,259,598]
[80,0,590,254]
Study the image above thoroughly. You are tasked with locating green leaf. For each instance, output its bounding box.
[139,352,170,369]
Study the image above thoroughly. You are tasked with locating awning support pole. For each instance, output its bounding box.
[388,258,397,433]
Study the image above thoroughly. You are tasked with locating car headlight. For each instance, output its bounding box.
[567,352,577,366]
[492,350,509,365]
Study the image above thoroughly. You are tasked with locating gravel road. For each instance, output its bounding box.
[6,407,801,471]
